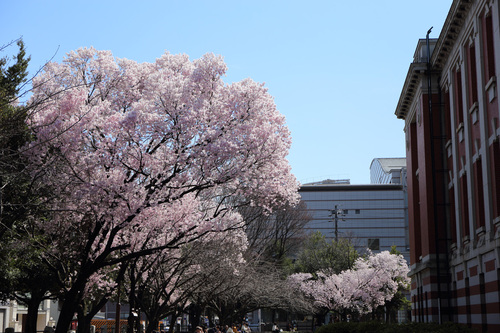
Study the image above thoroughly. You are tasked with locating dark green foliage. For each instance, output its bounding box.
[0,39,30,102]
[314,321,383,333]
[0,38,32,238]
[313,321,479,333]
[289,231,358,275]
[0,39,31,161]
[0,39,59,333]
[0,238,58,298]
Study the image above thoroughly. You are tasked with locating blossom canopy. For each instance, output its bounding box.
[24,47,299,333]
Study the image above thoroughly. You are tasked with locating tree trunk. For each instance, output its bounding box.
[116,297,121,333]
[56,264,124,333]
[127,308,136,333]
[136,311,143,333]
[24,292,44,333]
[76,306,91,333]
[127,270,137,333]
[168,315,176,333]
[146,319,159,333]
[189,304,202,329]
[55,286,84,333]
[78,317,93,333]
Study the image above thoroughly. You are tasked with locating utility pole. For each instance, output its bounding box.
[330,205,345,241]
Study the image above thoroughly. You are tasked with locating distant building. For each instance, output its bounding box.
[370,158,407,185]
[394,0,500,331]
[0,300,58,333]
[299,159,409,263]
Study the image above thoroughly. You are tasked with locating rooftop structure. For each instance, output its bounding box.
[370,158,407,184]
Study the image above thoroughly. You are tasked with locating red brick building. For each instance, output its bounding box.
[395,0,500,331]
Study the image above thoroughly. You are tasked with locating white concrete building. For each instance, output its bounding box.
[0,299,58,333]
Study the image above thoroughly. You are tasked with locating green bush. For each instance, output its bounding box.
[313,321,478,333]
[315,322,384,333]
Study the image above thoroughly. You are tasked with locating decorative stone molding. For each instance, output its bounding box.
[446,139,453,157]
[494,216,500,239]
[451,243,458,260]
[485,76,497,102]
[476,229,486,248]
[456,122,464,142]
[463,236,471,254]
[433,0,474,69]
[469,102,479,124]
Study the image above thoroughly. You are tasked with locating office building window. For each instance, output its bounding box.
[368,238,380,251]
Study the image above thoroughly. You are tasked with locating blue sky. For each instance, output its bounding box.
[2,0,452,184]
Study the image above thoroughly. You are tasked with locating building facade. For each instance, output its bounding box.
[395,0,500,331]
[0,300,58,333]
[299,181,410,264]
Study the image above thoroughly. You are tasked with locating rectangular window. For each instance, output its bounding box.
[460,175,470,238]
[467,44,478,107]
[455,69,464,125]
[368,238,380,251]
[483,14,496,81]
[355,209,361,214]
[474,159,485,228]
[490,142,500,218]
[449,186,457,244]
[444,89,452,140]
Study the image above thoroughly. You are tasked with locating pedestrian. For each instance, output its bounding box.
[195,326,204,333]
[241,322,251,333]
[272,323,279,333]
[43,326,54,333]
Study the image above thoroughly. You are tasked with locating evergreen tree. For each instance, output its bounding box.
[0,39,59,333]
[0,38,31,238]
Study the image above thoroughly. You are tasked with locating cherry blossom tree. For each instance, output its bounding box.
[125,227,248,333]
[127,248,196,333]
[288,251,410,319]
[24,47,299,333]
[242,200,311,265]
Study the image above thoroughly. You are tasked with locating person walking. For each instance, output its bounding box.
[241,322,251,333]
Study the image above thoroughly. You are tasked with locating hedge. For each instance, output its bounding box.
[313,321,478,333]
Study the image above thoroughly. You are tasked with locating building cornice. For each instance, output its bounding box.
[432,0,474,69]
[395,0,474,120]
[395,62,427,120]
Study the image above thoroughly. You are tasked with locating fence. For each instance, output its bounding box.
[91,320,130,333]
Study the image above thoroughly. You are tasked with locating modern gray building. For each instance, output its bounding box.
[369,158,407,185]
[299,158,409,263]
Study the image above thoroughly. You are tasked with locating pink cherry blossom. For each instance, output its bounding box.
[288,251,410,315]
[25,47,299,333]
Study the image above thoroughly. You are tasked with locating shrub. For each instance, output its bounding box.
[313,321,478,333]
